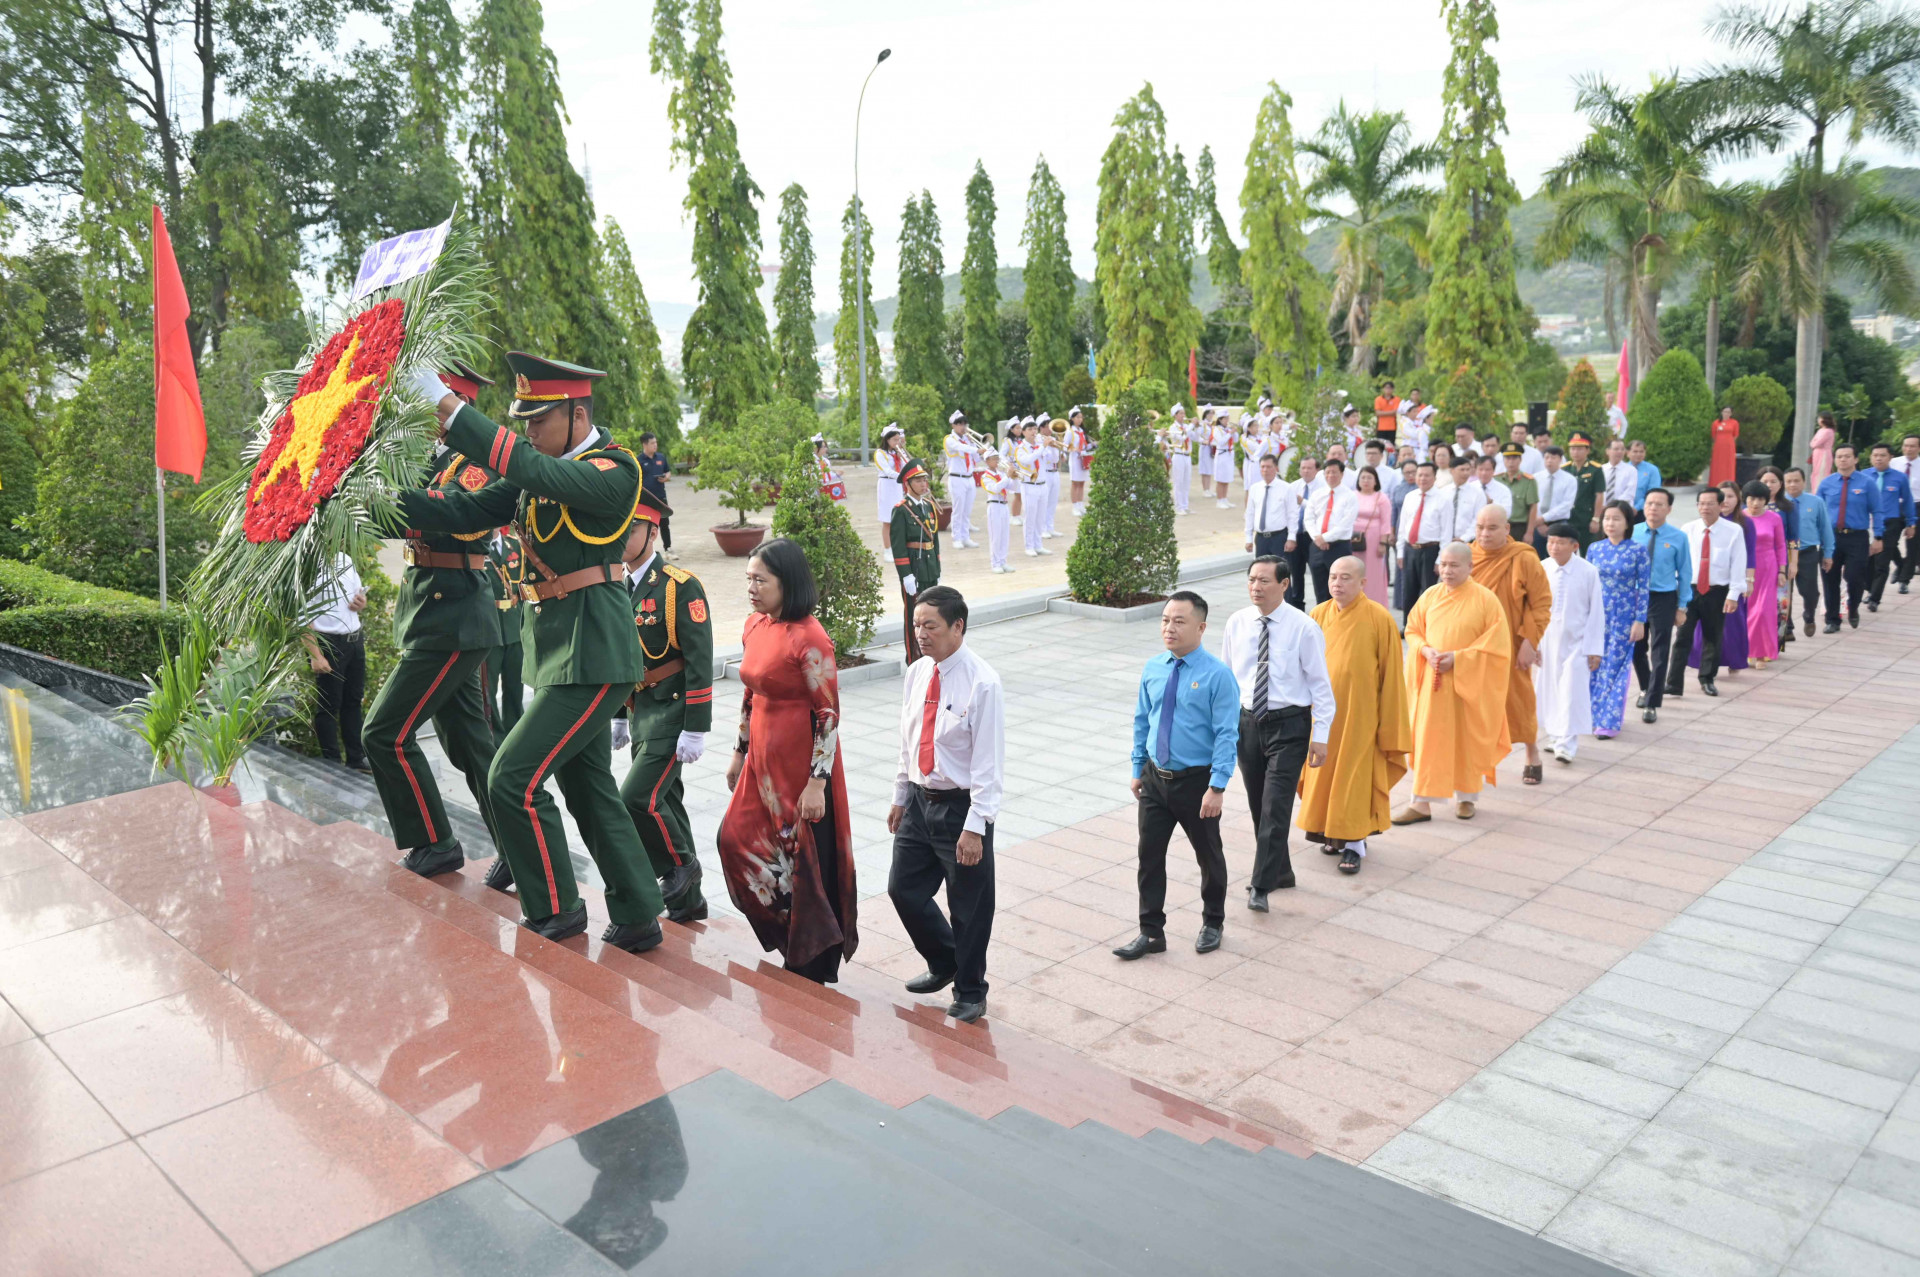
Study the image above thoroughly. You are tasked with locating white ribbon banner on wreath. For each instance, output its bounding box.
[351,218,452,300]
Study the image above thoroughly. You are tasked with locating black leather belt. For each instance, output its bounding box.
[913,783,970,804]
[1244,704,1310,721]
[1145,763,1209,781]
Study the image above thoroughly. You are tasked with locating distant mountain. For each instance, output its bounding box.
[810,267,1094,345]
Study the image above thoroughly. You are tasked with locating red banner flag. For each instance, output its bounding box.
[1188,347,1198,401]
[152,205,205,482]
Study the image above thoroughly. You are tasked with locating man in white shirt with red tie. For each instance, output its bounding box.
[1666,487,1749,699]
[1304,458,1360,606]
[889,586,1004,1024]
[1396,460,1444,614]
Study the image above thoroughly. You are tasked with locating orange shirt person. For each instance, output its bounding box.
[1373,381,1402,446]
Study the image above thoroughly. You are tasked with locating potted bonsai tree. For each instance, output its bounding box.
[692,398,814,556]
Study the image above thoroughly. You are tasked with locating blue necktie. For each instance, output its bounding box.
[1156,658,1184,767]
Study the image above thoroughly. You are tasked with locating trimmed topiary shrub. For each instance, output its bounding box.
[0,603,189,682]
[1724,373,1792,455]
[1067,377,1178,606]
[1436,362,1504,438]
[1555,358,1610,446]
[1632,349,1715,483]
[771,442,885,661]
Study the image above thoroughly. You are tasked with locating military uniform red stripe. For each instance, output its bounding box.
[523,684,611,911]
[645,755,684,867]
[683,688,713,704]
[395,652,462,845]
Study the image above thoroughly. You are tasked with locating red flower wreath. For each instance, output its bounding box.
[243,298,408,543]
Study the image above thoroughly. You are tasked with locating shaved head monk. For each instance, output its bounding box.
[1394,542,1512,823]
[1469,503,1552,784]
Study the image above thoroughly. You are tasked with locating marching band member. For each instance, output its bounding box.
[1066,407,1095,515]
[1397,390,1436,462]
[1036,411,1062,538]
[1003,418,1025,524]
[876,424,907,548]
[1241,414,1266,493]
[1211,410,1238,507]
[978,448,1014,573]
[1167,411,1193,515]
[812,433,848,506]
[1013,422,1050,557]
[944,410,980,549]
[1194,406,1214,479]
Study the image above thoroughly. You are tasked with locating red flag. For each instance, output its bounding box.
[152,205,205,482]
[1188,347,1198,401]
[1615,338,1631,415]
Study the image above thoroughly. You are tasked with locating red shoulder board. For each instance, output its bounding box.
[588,457,618,471]
[688,598,708,623]
[459,466,488,491]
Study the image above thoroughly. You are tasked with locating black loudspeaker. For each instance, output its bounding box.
[1527,401,1550,433]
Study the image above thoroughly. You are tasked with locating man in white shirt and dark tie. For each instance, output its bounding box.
[889,586,1005,1024]
[1665,488,1748,699]
[1221,558,1335,909]
[1304,458,1360,606]
[1600,437,1639,511]
[1284,456,1319,610]
[1534,445,1576,556]
[1243,452,1297,560]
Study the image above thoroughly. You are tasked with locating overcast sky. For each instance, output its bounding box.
[540,0,1906,312]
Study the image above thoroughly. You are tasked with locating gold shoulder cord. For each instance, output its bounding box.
[636,577,680,661]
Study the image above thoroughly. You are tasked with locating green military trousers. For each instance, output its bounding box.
[479,642,525,743]
[364,647,498,852]
[620,740,695,878]
[488,682,665,926]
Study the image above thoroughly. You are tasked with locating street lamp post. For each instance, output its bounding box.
[855,47,889,465]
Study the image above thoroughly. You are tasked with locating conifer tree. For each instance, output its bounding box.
[1554,358,1608,443]
[956,161,1006,423]
[1168,144,1197,303]
[649,0,773,429]
[1066,378,1178,605]
[1425,0,1528,409]
[76,66,149,357]
[834,194,883,409]
[599,218,683,447]
[1021,157,1074,417]
[894,191,948,395]
[1094,85,1202,404]
[1240,82,1335,409]
[772,183,821,405]
[1195,145,1242,298]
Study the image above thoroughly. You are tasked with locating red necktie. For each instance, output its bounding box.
[1838,481,1848,529]
[1696,526,1712,594]
[1411,494,1426,544]
[1320,490,1334,533]
[918,666,940,776]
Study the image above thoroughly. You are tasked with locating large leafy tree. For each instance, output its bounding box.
[599,218,682,448]
[833,194,882,410]
[651,0,773,431]
[956,161,1006,423]
[1240,81,1334,409]
[894,191,948,395]
[772,183,820,406]
[75,65,152,357]
[1708,0,1920,464]
[1194,144,1242,303]
[1300,103,1440,374]
[1095,85,1202,404]
[1021,158,1074,411]
[1426,0,1529,409]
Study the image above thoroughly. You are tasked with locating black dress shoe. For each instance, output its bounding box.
[1112,934,1166,960]
[345,757,373,775]
[1635,692,1647,709]
[1902,582,1911,595]
[947,1000,986,1024]
[601,919,664,953]
[401,840,465,878]
[1699,680,1718,697]
[1805,620,1816,636]
[1195,926,1222,953]
[521,905,588,941]
[660,861,707,922]
[906,969,956,994]
[1247,888,1269,912]
[1867,599,1879,612]
[482,857,515,891]
[665,892,708,923]
[1642,708,1658,724]
[1849,612,1861,628]
[1338,848,1361,874]
[1663,684,1683,699]
[1824,621,1841,634]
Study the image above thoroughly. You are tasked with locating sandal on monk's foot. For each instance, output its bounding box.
[1391,805,1432,825]
[1456,801,1477,820]
[1338,848,1361,874]
[1522,764,1543,785]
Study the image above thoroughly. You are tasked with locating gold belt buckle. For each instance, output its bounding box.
[402,543,422,566]
[520,583,541,603]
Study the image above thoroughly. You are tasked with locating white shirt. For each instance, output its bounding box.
[625,552,658,590]
[892,643,1005,835]
[1470,477,1513,519]
[1537,467,1577,522]
[1218,606,1336,745]
[1244,478,1298,539]
[1890,454,1920,501]
[1304,484,1360,541]
[1396,485,1448,545]
[309,553,364,635]
[1287,477,1317,530]
[1601,460,1639,505]
[1398,403,1435,460]
[943,432,979,476]
[1437,483,1489,542]
[1682,516,1749,599]
[1514,444,1546,480]
[1607,405,1629,436]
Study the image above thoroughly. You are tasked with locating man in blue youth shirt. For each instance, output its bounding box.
[1866,441,1916,611]
[1816,444,1882,631]
[1631,487,1691,724]
[1118,591,1242,960]
[1784,467,1831,638]
[638,432,673,555]
[1629,440,1661,517]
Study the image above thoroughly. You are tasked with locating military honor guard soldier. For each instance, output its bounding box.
[891,458,942,664]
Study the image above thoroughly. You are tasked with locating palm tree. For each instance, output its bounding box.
[1299,103,1441,373]
[1707,0,1920,463]
[1688,181,1771,395]
[1538,73,1777,395]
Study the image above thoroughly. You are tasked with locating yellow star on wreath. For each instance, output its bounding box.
[253,333,377,499]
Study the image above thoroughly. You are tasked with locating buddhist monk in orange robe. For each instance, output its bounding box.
[1469,504,1552,783]
[1298,556,1410,873]
[1393,541,1511,822]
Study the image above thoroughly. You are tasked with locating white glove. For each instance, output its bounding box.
[409,366,450,406]
[902,574,918,595]
[675,731,706,764]
[610,718,631,751]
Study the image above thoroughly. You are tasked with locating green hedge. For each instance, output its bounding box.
[0,559,155,610]
[0,558,182,681]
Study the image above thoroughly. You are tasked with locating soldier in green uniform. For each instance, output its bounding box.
[481,526,527,742]
[1565,430,1608,551]
[610,489,714,922]
[365,359,502,878]
[401,352,665,951]
[890,458,941,663]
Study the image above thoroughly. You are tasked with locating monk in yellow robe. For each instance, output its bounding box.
[1393,541,1511,822]
[1298,556,1410,874]
[1469,504,1552,784]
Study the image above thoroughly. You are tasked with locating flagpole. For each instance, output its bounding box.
[155,465,168,607]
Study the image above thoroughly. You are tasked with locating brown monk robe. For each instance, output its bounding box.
[1469,504,1552,784]
[1298,556,1411,873]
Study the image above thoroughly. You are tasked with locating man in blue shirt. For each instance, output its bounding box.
[1631,487,1691,724]
[1784,467,1831,638]
[638,432,673,556]
[1629,440,1660,519]
[1816,444,1883,631]
[1866,441,1916,611]
[1118,590,1242,960]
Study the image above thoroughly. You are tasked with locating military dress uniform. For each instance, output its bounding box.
[617,503,714,923]
[1566,434,1608,551]
[481,528,527,741]
[398,352,665,950]
[891,458,941,664]
[365,361,503,876]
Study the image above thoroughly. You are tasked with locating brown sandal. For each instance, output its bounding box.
[1522,764,1543,785]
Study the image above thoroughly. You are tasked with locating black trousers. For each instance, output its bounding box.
[1869,518,1907,602]
[1238,706,1311,890]
[1900,523,1919,586]
[1399,543,1438,616]
[659,514,672,551]
[1308,538,1353,608]
[1283,532,1311,610]
[312,630,367,764]
[888,788,994,1003]
[1795,546,1822,627]
[1669,585,1729,689]
[1633,590,1678,710]
[1135,765,1227,933]
[1825,529,1871,622]
[1252,531,1289,561]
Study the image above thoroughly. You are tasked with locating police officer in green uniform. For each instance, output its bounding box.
[890,457,941,663]
[481,526,527,743]
[365,359,502,878]
[610,489,713,922]
[401,352,665,952]
[1565,430,1608,552]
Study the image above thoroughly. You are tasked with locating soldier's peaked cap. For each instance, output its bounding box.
[507,352,605,419]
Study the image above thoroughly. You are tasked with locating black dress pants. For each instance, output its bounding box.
[1633,590,1678,709]
[1252,531,1289,561]
[1135,764,1227,934]
[1284,532,1311,610]
[1869,518,1907,602]
[1398,543,1438,618]
[1308,538,1353,608]
[1669,585,1728,689]
[1795,546,1822,627]
[888,787,994,1004]
[1824,530,1871,622]
[312,631,367,765]
[1238,706,1311,891]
